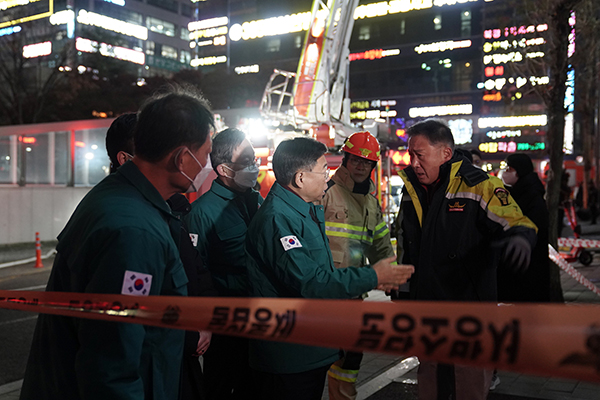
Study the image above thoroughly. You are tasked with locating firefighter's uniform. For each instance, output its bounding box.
[320,132,395,400]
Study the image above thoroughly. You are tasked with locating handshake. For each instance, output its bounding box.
[371,256,414,291]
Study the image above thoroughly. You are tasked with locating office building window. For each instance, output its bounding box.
[146,40,155,55]
[358,25,370,41]
[180,50,191,64]
[266,38,280,53]
[147,0,179,13]
[180,27,190,41]
[146,17,175,37]
[461,9,472,37]
[434,15,442,30]
[162,45,178,59]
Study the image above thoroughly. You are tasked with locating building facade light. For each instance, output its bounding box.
[23,41,52,58]
[414,39,471,54]
[190,55,227,67]
[409,104,472,118]
[478,115,547,128]
[77,10,148,40]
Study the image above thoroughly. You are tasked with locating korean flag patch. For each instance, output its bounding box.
[280,235,302,251]
[121,270,152,296]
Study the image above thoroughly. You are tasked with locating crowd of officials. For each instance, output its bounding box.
[19,87,547,400]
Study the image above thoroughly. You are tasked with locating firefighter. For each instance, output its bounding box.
[319,131,396,400]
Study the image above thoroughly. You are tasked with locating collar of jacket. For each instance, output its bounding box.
[117,161,176,219]
[399,154,464,227]
[271,181,323,221]
[332,165,376,194]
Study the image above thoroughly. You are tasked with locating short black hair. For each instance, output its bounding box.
[211,128,247,170]
[407,119,455,151]
[470,149,482,159]
[106,113,137,173]
[273,137,327,186]
[134,85,215,162]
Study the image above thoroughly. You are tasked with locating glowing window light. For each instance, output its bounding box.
[194,40,213,47]
[483,92,502,102]
[77,10,148,40]
[190,55,227,67]
[486,130,522,139]
[234,64,259,74]
[76,37,145,65]
[75,141,85,148]
[23,41,52,58]
[188,16,228,32]
[408,104,472,118]
[103,0,124,6]
[349,48,400,61]
[0,25,21,36]
[448,119,473,145]
[414,39,471,54]
[22,137,36,144]
[483,52,523,65]
[478,115,547,128]
[50,9,74,25]
[235,11,312,41]
[189,26,228,40]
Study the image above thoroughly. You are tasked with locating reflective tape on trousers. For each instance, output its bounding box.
[0,290,599,383]
[549,245,600,297]
[558,237,600,248]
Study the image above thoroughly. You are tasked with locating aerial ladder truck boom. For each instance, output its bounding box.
[260,0,359,145]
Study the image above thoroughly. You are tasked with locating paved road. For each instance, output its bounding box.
[0,259,52,386]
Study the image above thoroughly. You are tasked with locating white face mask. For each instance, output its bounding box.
[502,169,518,187]
[223,163,260,189]
[179,150,211,193]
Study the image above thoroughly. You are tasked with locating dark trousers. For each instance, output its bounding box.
[252,365,330,400]
[203,335,256,400]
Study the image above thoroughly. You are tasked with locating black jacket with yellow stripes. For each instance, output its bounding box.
[396,153,537,301]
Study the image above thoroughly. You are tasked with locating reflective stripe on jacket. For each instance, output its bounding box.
[319,166,395,269]
[397,154,537,301]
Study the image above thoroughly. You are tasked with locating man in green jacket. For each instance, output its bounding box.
[20,88,214,400]
[245,137,414,400]
[186,128,263,400]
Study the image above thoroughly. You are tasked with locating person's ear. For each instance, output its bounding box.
[116,151,131,166]
[216,164,229,177]
[443,146,453,162]
[292,171,303,189]
[172,146,187,171]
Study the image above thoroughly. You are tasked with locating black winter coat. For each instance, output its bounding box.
[498,173,550,302]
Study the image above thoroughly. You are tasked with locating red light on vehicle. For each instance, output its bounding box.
[75,141,85,148]
[395,129,406,139]
[22,137,36,144]
[390,150,410,165]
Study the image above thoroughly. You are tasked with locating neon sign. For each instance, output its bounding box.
[414,40,471,54]
[189,17,228,32]
[0,0,53,28]
[479,142,545,153]
[77,10,147,40]
[483,24,548,39]
[235,64,259,74]
[486,130,521,139]
[190,55,227,67]
[23,41,52,58]
[76,37,145,65]
[349,48,400,61]
[0,25,20,36]
[478,115,547,128]
[409,104,472,118]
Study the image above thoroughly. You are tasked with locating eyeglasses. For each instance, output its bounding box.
[348,156,376,168]
[301,168,331,180]
[228,157,261,168]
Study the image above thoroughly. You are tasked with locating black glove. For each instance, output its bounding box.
[502,235,531,273]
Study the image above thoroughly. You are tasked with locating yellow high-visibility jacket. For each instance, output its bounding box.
[319,165,395,269]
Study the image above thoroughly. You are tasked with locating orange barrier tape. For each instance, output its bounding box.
[558,237,600,249]
[1,290,599,383]
[549,245,600,297]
